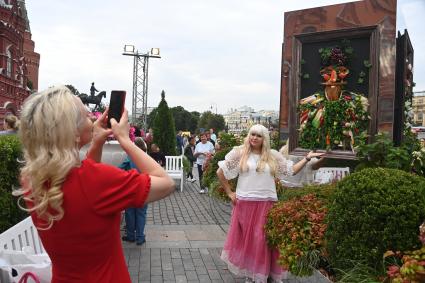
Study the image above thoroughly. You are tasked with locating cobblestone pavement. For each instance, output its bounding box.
[122,171,330,283]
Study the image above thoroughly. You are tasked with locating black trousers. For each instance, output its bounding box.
[197,164,204,188]
[186,162,193,179]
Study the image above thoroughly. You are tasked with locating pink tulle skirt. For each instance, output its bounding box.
[221,199,286,283]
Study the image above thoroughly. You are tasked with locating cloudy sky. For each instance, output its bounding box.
[25,0,424,114]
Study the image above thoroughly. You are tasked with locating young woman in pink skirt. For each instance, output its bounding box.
[217,124,323,283]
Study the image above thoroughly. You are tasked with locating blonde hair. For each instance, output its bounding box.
[15,85,85,229]
[239,124,277,176]
[4,114,20,131]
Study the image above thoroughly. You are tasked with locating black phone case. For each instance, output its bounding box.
[107,90,126,128]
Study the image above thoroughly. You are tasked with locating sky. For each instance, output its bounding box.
[25,0,425,115]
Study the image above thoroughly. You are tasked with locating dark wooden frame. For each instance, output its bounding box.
[393,29,414,146]
[288,26,380,159]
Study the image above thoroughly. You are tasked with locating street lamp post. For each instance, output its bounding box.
[210,102,217,114]
[123,45,161,130]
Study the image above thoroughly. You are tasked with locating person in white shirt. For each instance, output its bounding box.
[279,139,325,187]
[194,132,215,193]
[216,124,322,283]
[210,128,217,143]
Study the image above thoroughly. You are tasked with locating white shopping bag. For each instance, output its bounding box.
[0,249,51,283]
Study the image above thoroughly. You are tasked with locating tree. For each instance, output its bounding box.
[189,111,200,133]
[198,111,225,133]
[171,106,189,131]
[152,90,177,155]
[147,107,158,129]
[170,106,200,133]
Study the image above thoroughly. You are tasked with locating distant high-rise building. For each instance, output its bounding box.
[0,0,40,120]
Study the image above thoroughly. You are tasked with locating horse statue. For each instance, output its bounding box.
[78,91,106,111]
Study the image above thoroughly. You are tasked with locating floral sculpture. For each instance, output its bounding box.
[298,41,370,151]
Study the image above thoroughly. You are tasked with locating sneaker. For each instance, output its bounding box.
[186,177,192,182]
[190,178,197,183]
[136,239,146,246]
[199,189,205,194]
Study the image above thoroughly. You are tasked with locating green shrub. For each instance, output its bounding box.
[326,168,425,272]
[217,132,239,149]
[278,183,336,203]
[0,135,26,232]
[266,194,328,276]
[355,132,412,172]
[203,147,235,201]
[203,134,241,201]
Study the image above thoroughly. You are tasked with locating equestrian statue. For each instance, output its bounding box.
[78,82,106,111]
[78,91,106,111]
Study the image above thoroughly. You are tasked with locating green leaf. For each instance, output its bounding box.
[363,60,372,68]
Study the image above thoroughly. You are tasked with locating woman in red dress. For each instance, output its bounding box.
[15,85,175,282]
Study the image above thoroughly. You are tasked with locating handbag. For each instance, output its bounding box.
[18,272,41,283]
[0,250,51,283]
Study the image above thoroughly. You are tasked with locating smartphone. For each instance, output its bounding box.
[107,90,126,128]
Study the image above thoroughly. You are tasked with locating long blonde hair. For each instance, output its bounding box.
[14,86,85,229]
[239,124,277,176]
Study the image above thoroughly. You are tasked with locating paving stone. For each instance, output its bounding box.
[173,266,186,276]
[195,265,208,275]
[197,274,212,282]
[122,173,246,282]
[151,266,162,276]
[185,270,198,281]
[162,270,175,281]
[208,269,222,280]
[150,275,163,283]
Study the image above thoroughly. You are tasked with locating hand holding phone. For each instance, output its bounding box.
[107,90,126,128]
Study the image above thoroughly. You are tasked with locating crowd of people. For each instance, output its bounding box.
[3,84,329,283]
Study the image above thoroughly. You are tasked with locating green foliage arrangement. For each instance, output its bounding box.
[0,135,26,232]
[355,132,415,172]
[203,132,241,201]
[385,246,425,282]
[270,130,285,151]
[298,91,369,150]
[383,223,425,282]
[203,147,235,202]
[326,168,425,272]
[412,148,425,177]
[152,90,177,156]
[217,132,240,149]
[265,193,328,276]
[277,183,336,203]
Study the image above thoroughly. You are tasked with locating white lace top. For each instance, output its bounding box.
[218,147,294,200]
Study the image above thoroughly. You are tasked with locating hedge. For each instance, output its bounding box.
[0,135,26,233]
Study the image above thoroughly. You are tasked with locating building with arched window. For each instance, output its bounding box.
[0,0,39,121]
